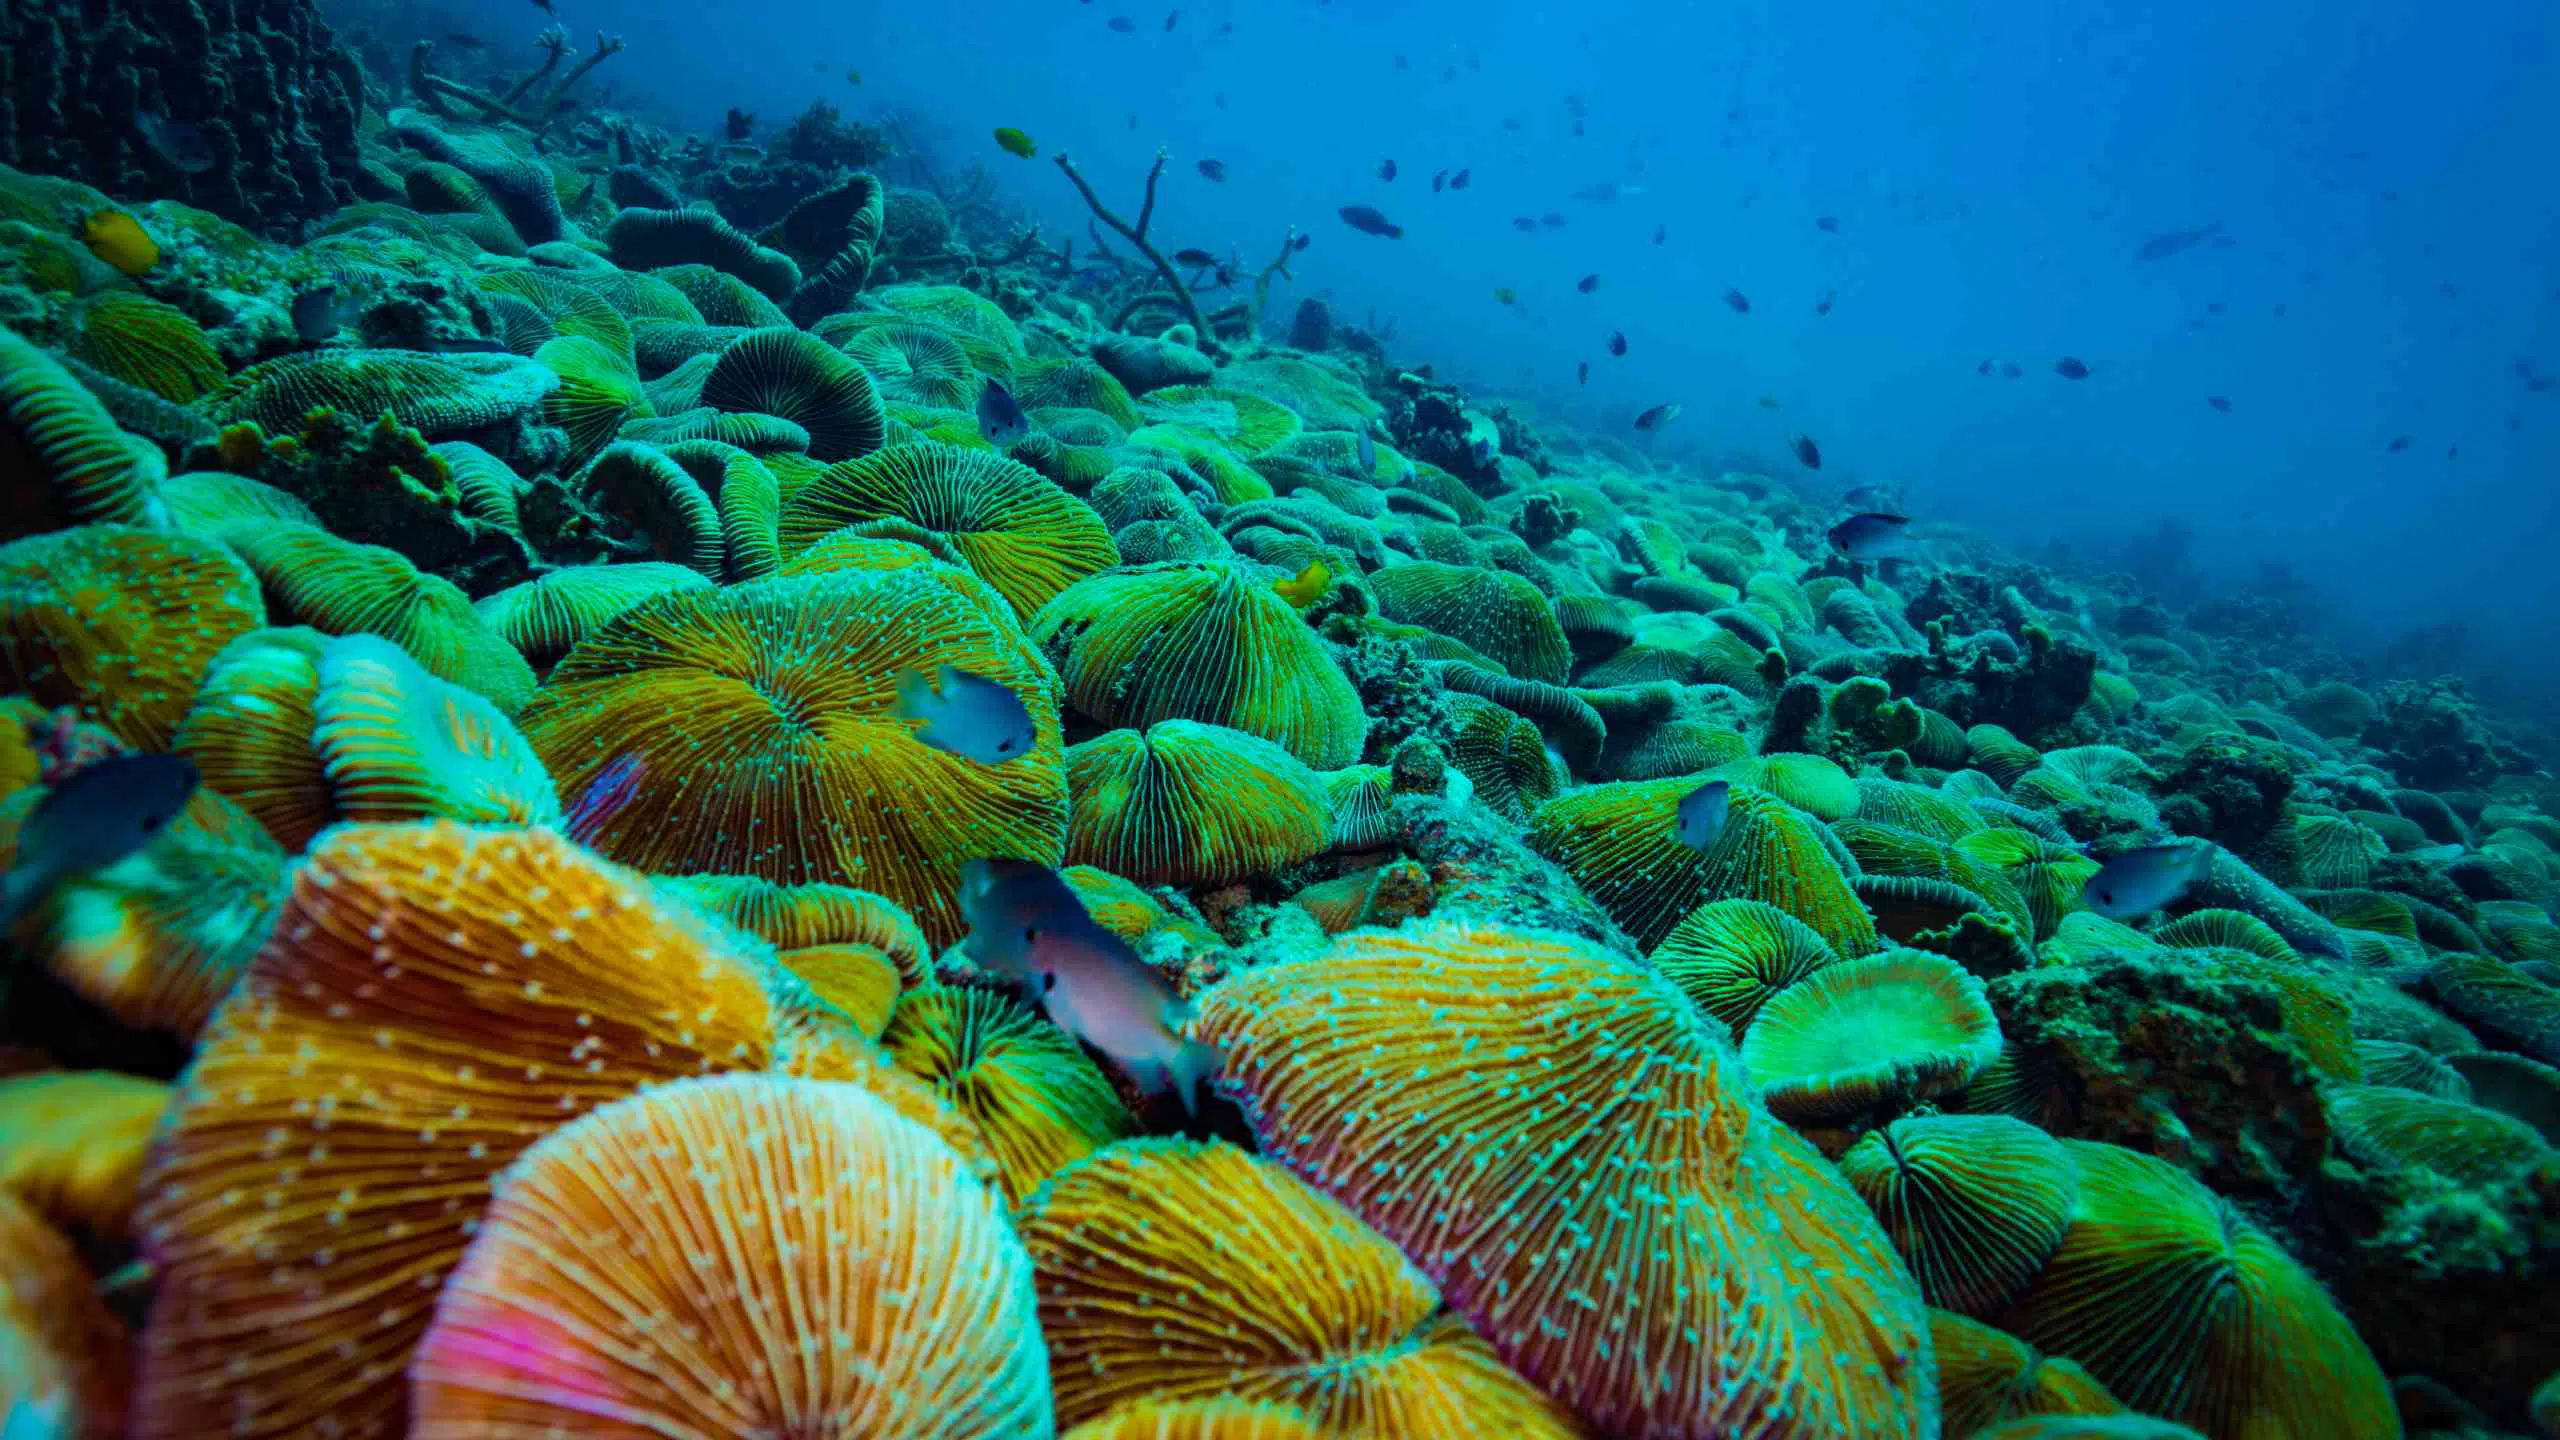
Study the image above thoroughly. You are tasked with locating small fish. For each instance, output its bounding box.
[1790,433,1821,469]
[2384,435,2411,453]
[1196,158,1227,181]
[1108,14,1136,31]
[2134,222,2221,261]
[1394,53,1411,70]
[2081,841,2212,919]
[1633,402,1681,431]
[1291,232,1311,252]
[893,666,1037,764]
[291,285,345,343]
[1274,557,1330,607]
[1722,288,1750,314]
[2000,362,2022,379]
[1338,204,1402,238]
[1813,290,1835,316]
[1493,286,1517,304]
[2054,356,2091,379]
[1511,216,1537,232]
[1356,426,1377,472]
[846,68,863,84]
[1814,215,1839,233]
[994,126,1037,159]
[2206,395,2232,412]
[1828,512,1914,562]
[977,378,1030,448]
[1675,780,1729,851]
[1172,247,1218,267]
[446,32,488,49]
[0,752,199,930]
[1377,158,1397,181]
[2407,843,2467,864]
[724,107,755,142]
[1606,330,1627,356]
[1128,113,1139,130]
[1540,212,1566,228]
[1759,395,1782,410]
[1163,8,1177,29]
[1431,169,1448,192]
[1652,222,1666,244]
[1211,93,1226,109]
[134,110,216,174]
[1449,168,1471,189]
[955,859,1224,1113]
[1576,273,1598,293]
[1576,360,1589,386]
[1977,359,1993,376]
[531,0,554,13]
[563,753,645,845]
[1569,181,1634,203]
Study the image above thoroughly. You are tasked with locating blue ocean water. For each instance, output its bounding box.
[436,0,2559,730]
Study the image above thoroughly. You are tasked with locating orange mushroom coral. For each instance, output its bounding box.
[408,1073,1052,1439]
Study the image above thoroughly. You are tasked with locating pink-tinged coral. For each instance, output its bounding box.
[408,1073,1051,1438]
[1190,919,1935,1438]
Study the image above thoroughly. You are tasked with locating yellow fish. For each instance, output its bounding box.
[994,126,1037,159]
[1274,558,1330,608]
[80,210,159,276]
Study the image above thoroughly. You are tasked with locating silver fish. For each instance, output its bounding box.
[135,110,217,174]
[0,752,199,929]
[1356,426,1376,473]
[976,378,1029,448]
[956,858,1223,1113]
[1676,779,1729,851]
[1827,512,1914,562]
[2082,841,2212,920]
[291,285,345,343]
[891,665,1037,764]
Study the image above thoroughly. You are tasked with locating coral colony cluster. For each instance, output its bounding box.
[0,1,2555,1437]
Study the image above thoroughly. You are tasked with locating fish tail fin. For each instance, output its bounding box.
[1167,1038,1224,1119]
[0,863,49,937]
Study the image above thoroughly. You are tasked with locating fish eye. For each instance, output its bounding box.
[1041,972,1058,993]
[1024,926,1038,944]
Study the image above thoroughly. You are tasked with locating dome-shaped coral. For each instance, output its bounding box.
[0,524,265,749]
[1369,561,1571,685]
[1016,1137,1585,1437]
[1,324,167,537]
[471,561,715,670]
[0,1069,171,1241]
[223,521,536,711]
[1929,1309,2125,1437]
[698,326,885,461]
[842,322,981,409]
[1740,948,2003,1123]
[409,1073,1051,1438]
[1839,1114,2078,1317]
[170,628,333,847]
[1191,919,1934,1439]
[1032,562,1366,769]
[780,442,1118,619]
[517,567,1067,944]
[1998,1140,2397,1440]
[1064,722,1333,886]
[883,985,1138,1206]
[0,1190,132,1440]
[311,632,563,828]
[1648,896,1840,1039]
[128,821,980,1440]
[1063,1399,1326,1440]
[1529,778,1877,954]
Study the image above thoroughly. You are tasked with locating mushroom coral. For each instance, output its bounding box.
[1031,561,1367,769]
[311,632,563,828]
[1367,561,1570,685]
[883,985,1137,1206]
[0,1190,131,1440]
[1996,1140,2397,1440]
[780,442,1117,620]
[127,821,982,1440]
[1738,948,2002,1124]
[1015,1137,1585,1437]
[470,561,715,670]
[1,324,167,538]
[171,627,335,849]
[0,524,265,749]
[1063,722,1333,886]
[1647,896,1840,1039]
[1190,919,1935,1439]
[222,521,536,712]
[1063,1399,1325,1440]
[408,1073,1050,1438]
[1529,778,1876,954]
[1839,1114,2078,1318]
[516,566,1067,945]
[0,1069,172,1241]
[1928,1309,2124,1437]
